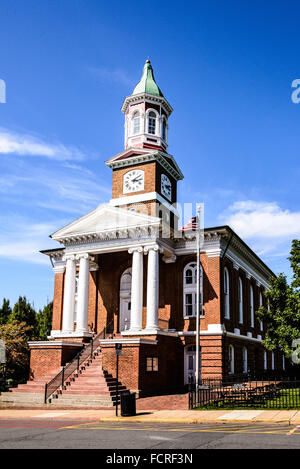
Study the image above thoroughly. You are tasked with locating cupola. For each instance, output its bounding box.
[121,60,173,152]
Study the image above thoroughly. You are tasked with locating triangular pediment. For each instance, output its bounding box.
[51,204,161,241]
[106,147,184,181]
[105,147,151,165]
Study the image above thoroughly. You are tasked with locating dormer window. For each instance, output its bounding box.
[148,111,156,134]
[132,111,140,135]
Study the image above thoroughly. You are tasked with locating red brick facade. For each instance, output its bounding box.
[40,245,282,397]
[32,62,282,398]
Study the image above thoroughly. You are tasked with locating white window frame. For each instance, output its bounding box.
[132,110,140,135]
[242,346,248,374]
[250,285,254,328]
[229,345,234,374]
[238,277,243,324]
[259,292,263,331]
[183,262,203,318]
[271,352,275,370]
[224,267,230,319]
[264,350,267,370]
[146,109,159,136]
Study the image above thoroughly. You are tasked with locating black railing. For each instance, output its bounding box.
[189,376,300,410]
[44,320,113,404]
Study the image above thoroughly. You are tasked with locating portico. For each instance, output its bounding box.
[47,204,170,340]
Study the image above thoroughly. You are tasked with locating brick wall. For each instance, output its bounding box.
[29,343,82,379]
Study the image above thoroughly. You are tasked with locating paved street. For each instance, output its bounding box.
[0,418,300,449]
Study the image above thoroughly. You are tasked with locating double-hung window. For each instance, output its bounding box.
[183,263,203,318]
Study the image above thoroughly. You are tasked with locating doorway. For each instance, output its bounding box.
[184,345,201,385]
[119,268,132,332]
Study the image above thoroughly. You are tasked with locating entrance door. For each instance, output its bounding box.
[120,298,131,331]
[184,345,201,385]
[119,268,132,332]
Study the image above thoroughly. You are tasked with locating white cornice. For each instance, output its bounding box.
[106,150,184,181]
[109,192,179,216]
[100,338,158,345]
[121,93,173,116]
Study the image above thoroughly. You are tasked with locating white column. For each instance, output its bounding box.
[62,255,76,333]
[145,245,160,331]
[75,253,91,334]
[129,247,143,331]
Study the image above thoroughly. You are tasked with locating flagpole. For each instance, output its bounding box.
[195,205,201,404]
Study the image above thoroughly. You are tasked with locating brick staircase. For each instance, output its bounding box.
[0,368,63,407]
[49,349,127,407]
[0,347,127,408]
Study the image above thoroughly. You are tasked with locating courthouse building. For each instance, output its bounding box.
[26,60,284,398]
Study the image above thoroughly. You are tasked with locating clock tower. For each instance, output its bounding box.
[106,60,184,232]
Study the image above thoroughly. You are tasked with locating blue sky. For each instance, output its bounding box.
[0,0,299,310]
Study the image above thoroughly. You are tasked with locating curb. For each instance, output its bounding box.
[99,416,293,424]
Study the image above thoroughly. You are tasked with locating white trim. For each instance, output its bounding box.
[100,338,157,345]
[224,267,230,319]
[109,192,179,216]
[229,345,234,374]
[49,330,93,338]
[250,285,254,328]
[106,149,184,181]
[177,328,262,342]
[121,329,177,337]
[28,341,82,347]
[238,277,243,324]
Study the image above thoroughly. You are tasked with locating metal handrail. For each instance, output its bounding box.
[44,320,113,403]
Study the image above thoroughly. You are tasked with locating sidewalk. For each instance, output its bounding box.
[1,408,300,424]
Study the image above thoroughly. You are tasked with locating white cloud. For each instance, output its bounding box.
[0,128,86,161]
[223,201,300,239]
[220,200,300,262]
[0,217,61,265]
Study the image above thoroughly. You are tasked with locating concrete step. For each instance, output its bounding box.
[0,392,45,405]
[49,394,114,407]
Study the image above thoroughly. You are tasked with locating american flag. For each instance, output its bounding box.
[181,216,198,231]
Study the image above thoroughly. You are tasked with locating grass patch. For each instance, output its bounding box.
[193,387,300,410]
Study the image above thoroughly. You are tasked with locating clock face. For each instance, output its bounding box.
[161,174,172,201]
[123,169,144,194]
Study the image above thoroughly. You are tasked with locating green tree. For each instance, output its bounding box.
[0,298,12,325]
[0,321,33,382]
[256,239,300,360]
[9,296,37,339]
[36,301,53,340]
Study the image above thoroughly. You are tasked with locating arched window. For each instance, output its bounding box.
[224,267,230,319]
[242,347,248,374]
[264,350,267,370]
[229,345,234,374]
[238,277,243,324]
[148,111,156,134]
[183,262,203,317]
[271,352,275,370]
[259,292,263,331]
[132,111,140,135]
[250,285,254,327]
[120,268,132,293]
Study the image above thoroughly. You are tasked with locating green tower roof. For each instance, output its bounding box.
[132,60,164,97]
